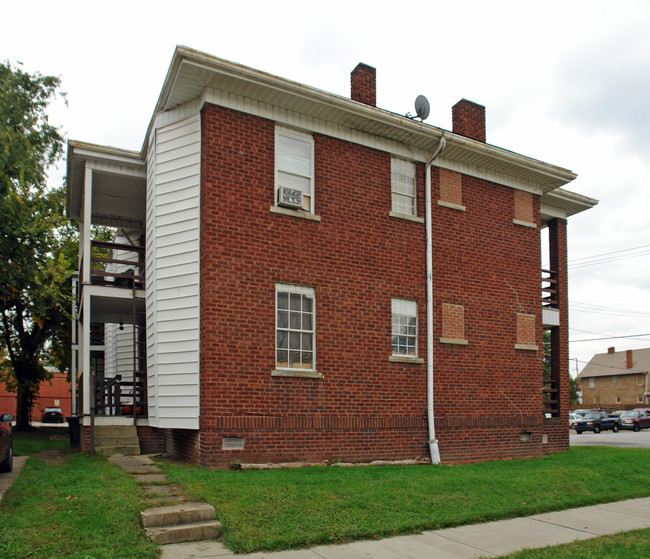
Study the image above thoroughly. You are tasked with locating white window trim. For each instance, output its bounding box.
[391,298,418,358]
[273,283,318,376]
[390,157,417,218]
[275,127,315,214]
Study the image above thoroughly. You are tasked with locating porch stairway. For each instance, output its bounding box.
[94,425,141,456]
[108,455,221,546]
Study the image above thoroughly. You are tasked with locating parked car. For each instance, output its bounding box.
[41,407,64,423]
[573,411,620,434]
[0,413,13,473]
[569,412,581,428]
[618,409,650,431]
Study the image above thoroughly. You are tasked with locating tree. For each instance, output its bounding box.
[0,61,72,429]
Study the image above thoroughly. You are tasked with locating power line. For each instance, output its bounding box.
[570,333,650,343]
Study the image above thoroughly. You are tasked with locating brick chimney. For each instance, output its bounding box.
[452,99,486,142]
[351,63,376,107]
[626,349,633,368]
[607,346,615,354]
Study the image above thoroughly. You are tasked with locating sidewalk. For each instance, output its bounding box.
[159,496,650,559]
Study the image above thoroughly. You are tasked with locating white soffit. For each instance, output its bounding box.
[145,46,580,195]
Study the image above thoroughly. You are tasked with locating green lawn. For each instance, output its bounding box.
[2,433,649,557]
[159,446,650,553]
[495,527,650,558]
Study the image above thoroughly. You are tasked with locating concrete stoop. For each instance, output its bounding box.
[141,503,221,545]
[94,425,141,456]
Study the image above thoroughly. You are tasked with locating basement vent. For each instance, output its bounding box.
[222,437,245,450]
[519,431,532,442]
[542,434,548,444]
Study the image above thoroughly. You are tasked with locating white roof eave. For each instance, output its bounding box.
[141,47,581,195]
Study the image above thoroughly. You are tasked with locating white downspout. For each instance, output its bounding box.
[425,136,447,465]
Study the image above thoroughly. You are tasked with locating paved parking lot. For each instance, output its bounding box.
[570,429,650,449]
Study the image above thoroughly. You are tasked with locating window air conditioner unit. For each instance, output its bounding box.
[278,186,303,209]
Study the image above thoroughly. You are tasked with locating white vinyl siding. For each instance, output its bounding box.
[391,157,417,216]
[275,128,314,213]
[392,298,418,356]
[146,114,201,429]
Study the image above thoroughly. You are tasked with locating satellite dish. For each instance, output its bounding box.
[414,95,430,121]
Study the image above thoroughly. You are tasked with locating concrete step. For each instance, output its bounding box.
[145,519,221,545]
[94,425,139,436]
[141,503,216,528]
[95,444,141,456]
[94,435,140,447]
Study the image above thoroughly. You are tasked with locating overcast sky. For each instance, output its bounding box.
[3,0,650,377]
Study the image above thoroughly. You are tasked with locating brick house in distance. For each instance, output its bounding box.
[66,46,597,466]
[578,347,650,409]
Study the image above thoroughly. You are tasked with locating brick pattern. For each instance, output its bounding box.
[452,99,486,143]
[581,374,647,409]
[439,169,463,206]
[350,63,376,107]
[514,190,534,224]
[137,426,166,454]
[189,103,560,467]
[516,314,536,346]
[441,303,465,340]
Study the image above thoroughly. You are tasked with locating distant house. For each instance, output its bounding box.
[577,347,650,409]
[66,46,597,466]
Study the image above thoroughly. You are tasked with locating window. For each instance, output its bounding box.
[392,298,418,356]
[612,376,617,384]
[589,377,595,388]
[616,396,622,404]
[391,157,416,216]
[639,395,644,403]
[276,284,315,370]
[275,128,314,213]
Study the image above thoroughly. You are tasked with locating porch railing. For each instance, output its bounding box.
[89,240,145,289]
[542,379,559,418]
[541,269,558,308]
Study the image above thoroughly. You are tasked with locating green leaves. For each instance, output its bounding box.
[0,61,71,428]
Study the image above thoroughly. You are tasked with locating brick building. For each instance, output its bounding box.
[66,46,597,466]
[578,347,650,409]
[0,369,71,419]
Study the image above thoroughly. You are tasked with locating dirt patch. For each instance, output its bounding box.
[34,449,67,465]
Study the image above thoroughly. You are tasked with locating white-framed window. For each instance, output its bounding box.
[276,284,315,370]
[275,128,314,213]
[392,298,418,356]
[391,157,416,216]
[588,377,594,388]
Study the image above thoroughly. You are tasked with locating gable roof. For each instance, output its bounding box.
[578,348,650,379]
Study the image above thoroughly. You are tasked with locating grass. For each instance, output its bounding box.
[2,434,649,557]
[12,427,70,456]
[159,446,650,553]
[0,431,158,559]
[496,527,650,558]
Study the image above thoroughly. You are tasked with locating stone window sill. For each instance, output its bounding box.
[272,369,323,379]
[437,200,466,212]
[270,206,321,222]
[515,344,539,351]
[440,338,469,345]
[389,355,425,364]
[389,211,424,224]
[513,218,536,229]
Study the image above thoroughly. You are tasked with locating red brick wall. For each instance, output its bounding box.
[137,426,167,454]
[197,102,558,467]
[430,170,547,463]
[0,372,71,419]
